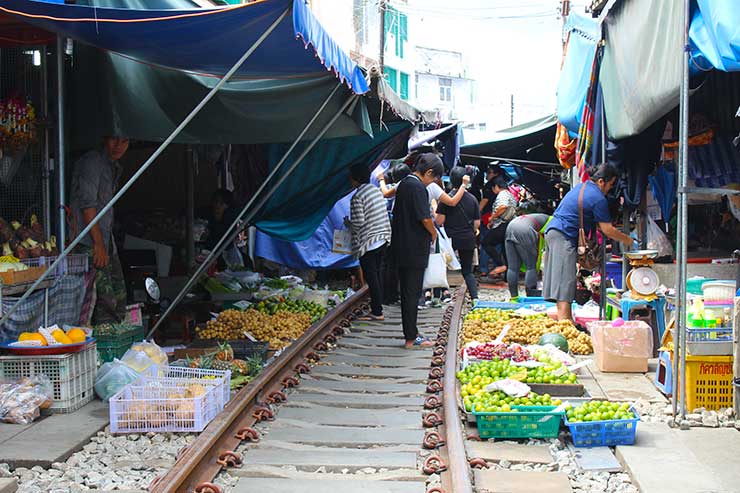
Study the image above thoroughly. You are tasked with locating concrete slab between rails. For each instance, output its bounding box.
[241,446,417,470]
[319,354,430,369]
[262,424,424,446]
[299,378,426,394]
[0,400,109,468]
[615,422,728,493]
[330,347,433,358]
[0,479,17,493]
[474,470,573,493]
[230,465,423,482]
[338,337,425,348]
[465,441,554,464]
[281,392,424,408]
[311,364,429,380]
[276,405,419,427]
[568,444,622,473]
[233,477,425,493]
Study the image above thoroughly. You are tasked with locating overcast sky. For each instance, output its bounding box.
[403,0,590,126]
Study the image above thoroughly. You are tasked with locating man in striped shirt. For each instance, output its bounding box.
[347,164,392,321]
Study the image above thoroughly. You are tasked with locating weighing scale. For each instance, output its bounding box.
[625,250,661,301]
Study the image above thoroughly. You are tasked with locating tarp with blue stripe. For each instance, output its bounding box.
[0,0,368,93]
[557,13,600,137]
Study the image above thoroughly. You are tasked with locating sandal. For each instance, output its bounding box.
[405,336,434,349]
[358,314,384,321]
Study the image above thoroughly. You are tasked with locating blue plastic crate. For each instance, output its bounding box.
[473,301,522,310]
[564,407,640,447]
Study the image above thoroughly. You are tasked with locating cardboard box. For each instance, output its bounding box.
[588,320,653,373]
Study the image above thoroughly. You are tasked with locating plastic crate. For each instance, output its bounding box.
[136,365,231,409]
[109,383,221,433]
[683,354,734,411]
[472,405,564,439]
[687,327,732,342]
[0,343,98,412]
[564,407,640,447]
[94,325,145,363]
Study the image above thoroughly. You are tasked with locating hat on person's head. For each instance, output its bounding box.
[102,126,129,140]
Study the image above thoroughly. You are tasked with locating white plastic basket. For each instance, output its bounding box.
[0,343,98,412]
[43,254,89,277]
[109,383,221,433]
[136,365,231,409]
[702,281,736,302]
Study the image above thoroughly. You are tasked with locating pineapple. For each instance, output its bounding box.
[186,356,201,369]
[211,359,231,372]
[230,359,249,375]
[198,354,215,370]
[214,342,234,362]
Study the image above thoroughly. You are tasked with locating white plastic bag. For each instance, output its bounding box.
[423,253,449,289]
[437,228,461,271]
[94,359,141,401]
[646,215,673,258]
[129,341,168,366]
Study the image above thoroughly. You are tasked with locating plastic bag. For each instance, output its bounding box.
[437,228,461,271]
[646,215,674,258]
[0,376,53,424]
[484,378,531,398]
[423,253,449,289]
[94,359,141,401]
[129,340,168,366]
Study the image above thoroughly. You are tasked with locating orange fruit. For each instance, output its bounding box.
[19,333,47,346]
[52,329,73,345]
[66,328,87,343]
[17,332,35,342]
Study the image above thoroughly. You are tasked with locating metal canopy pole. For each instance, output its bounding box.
[56,36,66,248]
[0,7,290,328]
[674,0,691,423]
[148,90,357,338]
[599,58,608,320]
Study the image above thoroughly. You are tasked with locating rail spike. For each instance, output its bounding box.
[426,379,443,393]
[469,457,488,469]
[216,450,243,468]
[423,430,445,449]
[422,411,443,428]
[282,376,299,388]
[194,483,223,493]
[252,406,275,422]
[235,426,260,442]
[295,362,311,374]
[422,455,447,474]
[266,390,287,404]
[424,395,442,410]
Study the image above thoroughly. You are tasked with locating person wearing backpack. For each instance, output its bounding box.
[435,167,481,303]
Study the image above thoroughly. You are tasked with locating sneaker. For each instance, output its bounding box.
[417,304,429,310]
[405,336,434,349]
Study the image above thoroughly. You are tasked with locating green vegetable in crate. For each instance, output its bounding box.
[263,278,290,289]
[565,400,635,423]
[538,333,569,353]
[464,390,561,414]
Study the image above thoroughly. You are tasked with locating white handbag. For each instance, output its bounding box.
[423,239,450,289]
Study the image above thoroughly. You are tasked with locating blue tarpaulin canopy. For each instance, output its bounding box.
[0,0,368,93]
[690,0,740,73]
[254,193,359,270]
[557,13,600,137]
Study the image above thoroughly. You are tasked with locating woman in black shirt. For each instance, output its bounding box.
[436,167,481,302]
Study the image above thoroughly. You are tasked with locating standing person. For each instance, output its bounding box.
[504,213,551,299]
[70,134,129,324]
[391,153,444,349]
[435,167,481,303]
[481,178,518,277]
[346,163,391,321]
[543,163,636,321]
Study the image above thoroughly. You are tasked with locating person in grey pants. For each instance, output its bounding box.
[504,214,550,298]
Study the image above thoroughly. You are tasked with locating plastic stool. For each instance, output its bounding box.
[620,296,667,341]
[654,350,673,395]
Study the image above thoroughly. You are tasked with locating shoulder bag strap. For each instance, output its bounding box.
[578,183,587,233]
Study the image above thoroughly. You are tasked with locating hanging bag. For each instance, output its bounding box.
[423,237,450,289]
[577,183,602,271]
[436,227,461,271]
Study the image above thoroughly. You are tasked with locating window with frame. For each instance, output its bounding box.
[439,77,452,102]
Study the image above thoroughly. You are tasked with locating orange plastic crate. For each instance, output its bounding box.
[684,354,734,411]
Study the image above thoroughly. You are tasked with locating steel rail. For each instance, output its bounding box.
[442,285,473,493]
[149,287,369,493]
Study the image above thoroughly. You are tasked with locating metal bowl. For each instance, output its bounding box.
[625,249,659,261]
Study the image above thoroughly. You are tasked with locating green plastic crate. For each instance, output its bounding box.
[94,325,145,363]
[472,405,564,439]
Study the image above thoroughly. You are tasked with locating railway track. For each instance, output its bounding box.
[149,285,474,493]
